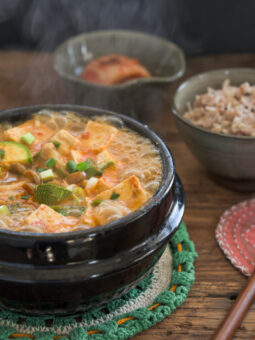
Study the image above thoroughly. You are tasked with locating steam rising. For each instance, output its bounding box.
[0,0,181,51]
[0,0,179,132]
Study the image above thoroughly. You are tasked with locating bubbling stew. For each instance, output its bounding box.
[0,111,162,233]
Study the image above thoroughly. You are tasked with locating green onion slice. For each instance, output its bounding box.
[101,161,115,171]
[92,199,102,207]
[77,159,100,177]
[110,192,120,200]
[53,141,61,148]
[46,158,57,168]
[66,160,77,173]
[39,169,54,181]
[21,133,35,145]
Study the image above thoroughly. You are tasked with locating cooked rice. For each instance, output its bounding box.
[183,80,255,136]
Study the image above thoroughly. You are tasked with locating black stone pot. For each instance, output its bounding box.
[0,104,185,315]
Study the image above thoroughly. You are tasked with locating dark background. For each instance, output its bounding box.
[0,0,254,55]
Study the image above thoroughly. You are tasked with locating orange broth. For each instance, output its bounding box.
[0,111,162,233]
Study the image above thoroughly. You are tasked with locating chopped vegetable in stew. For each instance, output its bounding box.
[0,111,162,233]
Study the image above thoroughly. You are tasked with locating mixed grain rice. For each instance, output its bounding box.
[183,80,255,136]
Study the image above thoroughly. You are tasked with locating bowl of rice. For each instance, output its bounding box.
[172,68,255,188]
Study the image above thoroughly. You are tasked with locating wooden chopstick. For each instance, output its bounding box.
[211,270,255,340]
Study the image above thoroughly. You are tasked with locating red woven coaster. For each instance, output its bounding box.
[216,199,255,276]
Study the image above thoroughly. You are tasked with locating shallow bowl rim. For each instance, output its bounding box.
[54,29,186,89]
[0,104,175,240]
[172,67,255,141]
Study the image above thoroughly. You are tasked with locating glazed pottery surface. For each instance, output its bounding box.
[54,30,185,121]
[0,104,185,314]
[172,68,255,185]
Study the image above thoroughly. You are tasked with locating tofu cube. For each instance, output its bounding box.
[96,150,116,170]
[85,177,111,196]
[40,142,65,168]
[25,204,67,232]
[80,121,118,153]
[4,120,54,146]
[52,130,79,154]
[93,175,148,211]
[70,150,84,163]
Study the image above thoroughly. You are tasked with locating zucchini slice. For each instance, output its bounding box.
[0,141,32,165]
[34,184,72,205]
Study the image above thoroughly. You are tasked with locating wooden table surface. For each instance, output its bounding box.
[1,51,255,339]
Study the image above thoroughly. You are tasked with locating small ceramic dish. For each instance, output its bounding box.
[54,30,185,121]
[172,68,255,190]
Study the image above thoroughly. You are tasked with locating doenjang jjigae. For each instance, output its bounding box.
[0,111,162,233]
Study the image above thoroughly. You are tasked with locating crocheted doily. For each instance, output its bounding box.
[0,222,197,340]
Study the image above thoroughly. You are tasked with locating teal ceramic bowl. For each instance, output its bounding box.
[172,68,255,190]
[54,30,185,121]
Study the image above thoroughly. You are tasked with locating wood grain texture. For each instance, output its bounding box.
[0,51,255,339]
[212,271,255,340]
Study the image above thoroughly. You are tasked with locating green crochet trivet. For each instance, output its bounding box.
[0,221,197,340]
